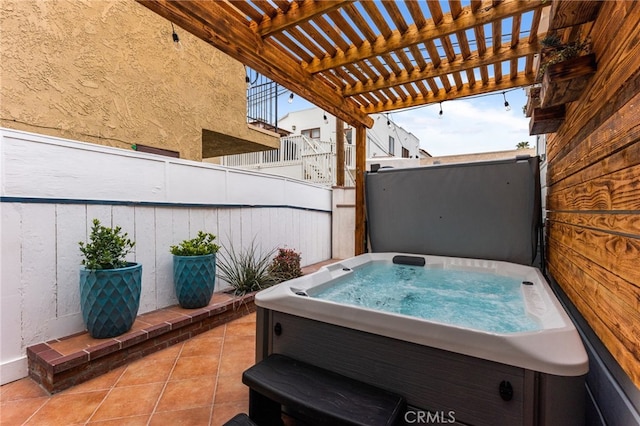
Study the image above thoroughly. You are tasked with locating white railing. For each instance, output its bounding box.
[221,135,358,186]
[222,136,303,168]
[345,165,356,186]
[303,153,333,185]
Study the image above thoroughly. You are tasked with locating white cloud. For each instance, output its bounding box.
[392,91,536,156]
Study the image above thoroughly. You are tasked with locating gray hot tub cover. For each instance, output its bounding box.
[365,156,541,265]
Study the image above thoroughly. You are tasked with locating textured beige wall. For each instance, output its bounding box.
[0,0,277,160]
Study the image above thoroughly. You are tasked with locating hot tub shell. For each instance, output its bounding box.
[255,253,588,426]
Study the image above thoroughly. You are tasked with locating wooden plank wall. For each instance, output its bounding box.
[545,1,640,389]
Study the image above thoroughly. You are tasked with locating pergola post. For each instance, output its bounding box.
[336,118,345,187]
[355,125,366,255]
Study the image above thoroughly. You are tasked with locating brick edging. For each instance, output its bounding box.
[27,292,256,394]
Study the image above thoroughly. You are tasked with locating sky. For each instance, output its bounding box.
[388,88,537,156]
[277,88,536,157]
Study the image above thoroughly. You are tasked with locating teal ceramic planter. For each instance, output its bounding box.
[79,263,142,339]
[173,254,216,309]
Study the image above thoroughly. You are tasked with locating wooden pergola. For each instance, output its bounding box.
[137,0,601,254]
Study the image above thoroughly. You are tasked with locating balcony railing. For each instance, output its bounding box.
[221,135,356,186]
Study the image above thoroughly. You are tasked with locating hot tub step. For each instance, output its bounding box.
[242,353,406,426]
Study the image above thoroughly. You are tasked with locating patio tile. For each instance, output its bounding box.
[24,390,109,425]
[180,335,224,358]
[0,376,49,401]
[218,348,255,377]
[116,358,176,387]
[62,366,126,394]
[148,406,213,426]
[222,333,256,350]
[155,376,217,413]
[143,343,183,361]
[170,355,220,381]
[0,289,302,426]
[234,315,256,325]
[200,322,227,338]
[225,320,256,337]
[214,374,249,404]
[86,414,151,425]
[210,401,249,426]
[0,397,49,425]
[89,383,164,421]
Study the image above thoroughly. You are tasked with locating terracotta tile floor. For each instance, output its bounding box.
[0,313,257,426]
[1,260,341,426]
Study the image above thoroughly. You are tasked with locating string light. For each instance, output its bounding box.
[438,102,443,118]
[387,118,392,129]
[171,23,182,50]
[323,113,329,124]
[503,92,511,111]
[385,88,521,116]
[288,93,294,104]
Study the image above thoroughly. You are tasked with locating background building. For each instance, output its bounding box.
[279,107,421,159]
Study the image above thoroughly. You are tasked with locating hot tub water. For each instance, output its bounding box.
[311,262,540,333]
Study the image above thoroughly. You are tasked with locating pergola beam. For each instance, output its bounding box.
[343,40,541,97]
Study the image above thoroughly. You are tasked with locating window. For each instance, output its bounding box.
[402,147,410,158]
[388,136,395,156]
[345,129,353,144]
[134,144,179,158]
[301,128,320,140]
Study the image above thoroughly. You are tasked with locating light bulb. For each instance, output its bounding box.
[171,24,182,51]
[503,92,511,111]
[288,93,294,104]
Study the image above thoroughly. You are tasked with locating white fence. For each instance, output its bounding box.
[0,128,332,384]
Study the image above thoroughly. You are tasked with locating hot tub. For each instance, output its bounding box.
[254,253,588,426]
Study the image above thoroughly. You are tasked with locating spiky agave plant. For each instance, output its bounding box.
[217,239,277,295]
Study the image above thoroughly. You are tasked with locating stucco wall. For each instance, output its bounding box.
[0,0,276,160]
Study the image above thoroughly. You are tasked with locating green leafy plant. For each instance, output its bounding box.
[538,35,591,79]
[170,231,220,256]
[217,240,277,295]
[79,219,135,270]
[269,248,303,283]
